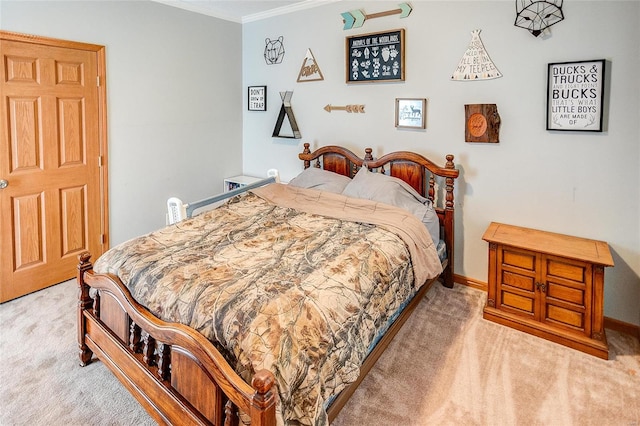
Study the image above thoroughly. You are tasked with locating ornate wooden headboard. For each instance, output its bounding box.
[298,143,460,288]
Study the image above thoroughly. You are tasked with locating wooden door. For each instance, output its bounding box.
[0,31,108,302]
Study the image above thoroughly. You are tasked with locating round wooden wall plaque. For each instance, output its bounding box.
[467,113,488,137]
[464,104,501,143]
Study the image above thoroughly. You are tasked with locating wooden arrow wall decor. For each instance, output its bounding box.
[342,3,412,30]
[324,104,366,113]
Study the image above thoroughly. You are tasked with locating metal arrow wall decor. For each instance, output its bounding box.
[341,3,412,30]
[324,104,366,113]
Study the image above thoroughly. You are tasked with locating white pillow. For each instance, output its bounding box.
[342,166,440,244]
[288,167,352,194]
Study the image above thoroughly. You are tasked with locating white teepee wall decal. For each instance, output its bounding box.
[451,30,502,81]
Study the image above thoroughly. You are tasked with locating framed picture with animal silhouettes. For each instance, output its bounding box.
[346,29,405,83]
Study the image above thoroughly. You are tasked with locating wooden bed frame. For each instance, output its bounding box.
[77,144,459,425]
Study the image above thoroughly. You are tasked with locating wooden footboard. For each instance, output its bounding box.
[78,252,439,425]
[77,252,276,426]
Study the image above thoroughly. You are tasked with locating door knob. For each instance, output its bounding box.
[0,179,7,189]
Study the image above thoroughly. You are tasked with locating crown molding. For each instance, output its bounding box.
[242,0,341,24]
[151,0,243,22]
[151,0,340,24]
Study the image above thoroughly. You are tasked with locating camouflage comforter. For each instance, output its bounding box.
[94,183,442,425]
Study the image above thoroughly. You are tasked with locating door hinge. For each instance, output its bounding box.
[97,75,100,87]
[100,234,106,245]
[98,156,103,167]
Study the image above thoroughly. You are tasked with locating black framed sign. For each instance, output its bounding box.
[248,86,267,111]
[547,59,605,131]
[346,29,405,83]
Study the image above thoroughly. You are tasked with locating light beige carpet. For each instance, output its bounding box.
[332,283,640,426]
[1,279,638,425]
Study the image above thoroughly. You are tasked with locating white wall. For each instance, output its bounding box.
[242,1,640,326]
[1,0,244,245]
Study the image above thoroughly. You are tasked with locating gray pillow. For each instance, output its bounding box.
[342,166,440,244]
[288,167,352,194]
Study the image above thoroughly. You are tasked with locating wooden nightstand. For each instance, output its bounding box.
[482,222,614,359]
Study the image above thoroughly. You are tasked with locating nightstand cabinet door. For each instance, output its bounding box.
[540,254,592,336]
[495,246,538,319]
